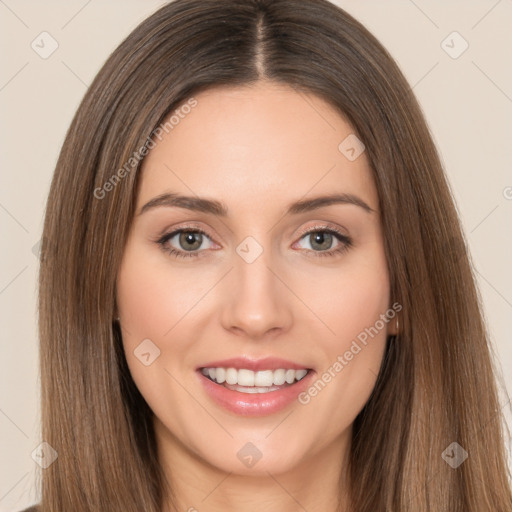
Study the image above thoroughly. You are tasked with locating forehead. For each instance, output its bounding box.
[137,81,378,213]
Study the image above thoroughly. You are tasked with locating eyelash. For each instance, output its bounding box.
[155,224,352,260]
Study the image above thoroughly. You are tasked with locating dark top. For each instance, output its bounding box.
[19,507,38,512]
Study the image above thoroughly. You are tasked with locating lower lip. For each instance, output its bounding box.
[196,369,316,417]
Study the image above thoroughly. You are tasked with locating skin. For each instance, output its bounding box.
[116,80,397,512]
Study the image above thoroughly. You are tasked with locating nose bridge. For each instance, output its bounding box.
[220,234,292,337]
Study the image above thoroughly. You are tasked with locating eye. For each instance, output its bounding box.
[154,223,352,260]
[294,225,352,258]
[155,226,216,259]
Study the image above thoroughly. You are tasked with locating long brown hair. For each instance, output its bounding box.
[38,0,512,510]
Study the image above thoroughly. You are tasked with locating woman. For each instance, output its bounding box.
[28,0,512,510]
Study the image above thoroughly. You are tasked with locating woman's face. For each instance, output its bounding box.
[116,81,396,477]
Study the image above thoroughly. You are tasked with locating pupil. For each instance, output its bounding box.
[311,232,332,250]
[181,231,201,250]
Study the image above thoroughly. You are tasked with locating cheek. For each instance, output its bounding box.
[334,268,390,343]
[116,242,206,342]
[294,244,390,410]
[295,243,391,349]
[115,244,199,416]
[115,241,222,397]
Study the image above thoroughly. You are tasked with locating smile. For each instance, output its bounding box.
[200,367,309,393]
[201,368,308,393]
[196,366,316,416]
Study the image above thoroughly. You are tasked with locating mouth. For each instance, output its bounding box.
[195,356,316,415]
[198,366,312,394]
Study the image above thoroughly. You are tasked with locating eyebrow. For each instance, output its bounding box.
[137,191,375,217]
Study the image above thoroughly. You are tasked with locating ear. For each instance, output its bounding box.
[387,314,399,336]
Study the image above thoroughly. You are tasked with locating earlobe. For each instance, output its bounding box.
[388,314,399,336]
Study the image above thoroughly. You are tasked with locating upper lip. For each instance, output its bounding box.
[197,356,312,372]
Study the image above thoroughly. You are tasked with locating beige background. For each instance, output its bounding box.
[1,0,511,509]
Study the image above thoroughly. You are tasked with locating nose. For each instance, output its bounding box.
[220,242,293,340]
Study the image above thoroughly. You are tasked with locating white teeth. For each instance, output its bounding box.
[215,367,226,383]
[285,369,295,384]
[273,369,286,385]
[237,369,254,386]
[255,370,273,387]
[295,369,308,380]
[223,383,283,394]
[226,367,238,385]
[201,367,309,386]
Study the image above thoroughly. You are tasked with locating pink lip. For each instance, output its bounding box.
[196,356,312,372]
[196,368,316,417]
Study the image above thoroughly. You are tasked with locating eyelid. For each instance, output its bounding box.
[156,221,210,238]
[294,221,348,239]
